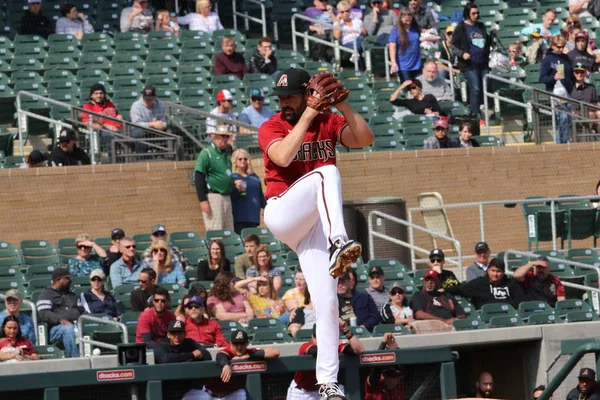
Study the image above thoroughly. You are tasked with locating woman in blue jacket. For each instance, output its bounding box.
[80,269,121,318]
[230,148,267,235]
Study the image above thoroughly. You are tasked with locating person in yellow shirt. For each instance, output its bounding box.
[234,276,287,322]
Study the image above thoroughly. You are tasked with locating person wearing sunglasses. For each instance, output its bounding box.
[427,249,459,289]
[143,240,186,287]
[109,237,144,288]
[239,88,274,130]
[206,89,238,136]
[136,286,176,346]
[230,148,267,235]
[80,269,121,319]
[513,256,565,307]
[68,233,107,278]
[363,0,397,47]
[389,79,443,116]
[570,62,600,134]
[380,284,414,327]
[184,296,228,347]
[130,268,157,312]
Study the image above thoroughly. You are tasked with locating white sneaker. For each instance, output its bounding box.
[319,382,346,399]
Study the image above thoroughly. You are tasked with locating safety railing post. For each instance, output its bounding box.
[483,74,490,136]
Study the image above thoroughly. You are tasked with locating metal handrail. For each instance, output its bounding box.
[77,314,128,356]
[232,0,267,37]
[0,295,38,344]
[291,13,360,71]
[368,210,463,278]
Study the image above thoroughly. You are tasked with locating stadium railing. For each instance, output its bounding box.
[231,0,268,37]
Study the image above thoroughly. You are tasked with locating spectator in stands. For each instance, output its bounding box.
[202,330,280,399]
[423,119,458,149]
[21,150,47,169]
[194,127,235,232]
[365,333,405,399]
[452,3,491,120]
[49,128,91,167]
[230,148,267,234]
[235,276,286,321]
[305,0,336,62]
[121,0,153,33]
[81,83,123,156]
[79,269,121,318]
[135,286,176,346]
[389,8,422,82]
[466,241,491,281]
[363,0,398,46]
[569,32,596,71]
[410,270,465,325]
[571,63,600,132]
[513,256,566,307]
[239,89,274,131]
[130,85,168,154]
[130,268,157,312]
[206,271,254,323]
[206,91,238,135]
[365,266,389,312]
[20,0,54,38]
[143,240,186,286]
[183,296,228,347]
[333,1,365,53]
[154,319,212,366]
[452,121,480,148]
[177,0,223,34]
[338,271,380,332]
[407,0,437,31]
[437,24,459,80]
[249,37,278,76]
[416,61,453,101]
[283,270,307,312]
[446,258,525,309]
[36,268,82,358]
[0,290,35,346]
[214,36,247,80]
[570,0,592,18]
[566,369,600,399]
[346,0,363,20]
[110,237,144,288]
[389,79,442,116]
[234,234,260,279]
[522,9,560,40]
[533,384,549,400]
[68,233,107,277]
[382,0,399,15]
[508,42,524,66]
[473,371,494,398]
[288,288,315,338]
[141,224,189,271]
[526,30,549,65]
[245,245,283,293]
[0,316,38,362]
[428,249,459,289]
[155,10,180,35]
[104,228,125,274]
[380,284,414,326]
[56,3,94,38]
[287,320,364,399]
[197,239,231,282]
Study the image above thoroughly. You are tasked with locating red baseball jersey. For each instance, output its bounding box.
[135,308,176,343]
[258,112,348,199]
[203,345,260,396]
[292,339,349,391]
[184,316,229,347]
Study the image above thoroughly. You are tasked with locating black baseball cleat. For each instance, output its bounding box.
[319,382,346,399]
[329,239,362,278]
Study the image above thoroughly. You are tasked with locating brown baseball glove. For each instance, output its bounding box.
[306,72,349,112]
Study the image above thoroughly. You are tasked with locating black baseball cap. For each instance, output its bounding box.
[111,228,125,240]
[168,320,185,333]
[474,242,490,252]
[28,150,48,164]
[429,249,445,261]
[273,68,311,97]
[58,128,77,143]
[369,266,384,277]
[579,368,596,380]
[52,268,73,281]
[231,330,249,343]
[142,85,156,99]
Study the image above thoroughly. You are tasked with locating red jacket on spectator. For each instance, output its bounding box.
[214,52,247,80]
[82,100,122,130]
[184,316,228,347]
[0,337,36,356]
[135,307,176,344]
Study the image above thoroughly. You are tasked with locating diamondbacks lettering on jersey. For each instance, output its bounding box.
[293,139,336,163]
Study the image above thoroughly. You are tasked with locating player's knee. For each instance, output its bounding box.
[316,164,340,181]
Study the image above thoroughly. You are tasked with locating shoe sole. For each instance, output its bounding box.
[329,242,362,278]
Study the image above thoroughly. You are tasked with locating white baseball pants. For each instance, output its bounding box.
[265,165,349,385]
[286,380,345,400]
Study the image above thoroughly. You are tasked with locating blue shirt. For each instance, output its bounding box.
[238,105,274,128]
[465,23,486,68]
[0,312,36,345]
[389,26,422,71]
[231,173,266,225]
[142,261,186,284]
[68,255,106,277]
[109,257,144,288]
[80,290,121,318]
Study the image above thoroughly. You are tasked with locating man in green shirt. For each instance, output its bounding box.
[194,126,235,231]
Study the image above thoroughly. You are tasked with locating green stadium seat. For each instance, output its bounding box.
[564,310,598,323]
[147,31,180,43]
[43,55,79,71]
[0,48,13,62]
[47,33,80,47]
[212,29,245,45]
[555,299,592,317]
[181,249,209,265]
[35,345,65,359]
[487,315,523,328]
[132,233,152,248]
[518,301,553,319]
[25,265,57,280]
[81,33,113,46]
[452,317,483,331]
[114,32,146,44]
[15,44,48,60]
[120,311,141,342]
[143,65,178,80]
[304,61,335,74]
[44,69,75,82]
[252,328,293,344]
[145,76,179,91]
[179,52,213,69]
[12,56,45,72]
[294,329,313,341]
[20,240,60,267]
[218,320,246,336]
[115,41,149,57]
[240,228,277,244]
[525,312,557,325]
[372,324,412,336]
[496,251,530,271]
[480,303,518,324]
[567,248,598,268]
[178,65,212,79]
[113,284,138,297]
[248,318,286,331]
[112,54,145,70]
[146,53,179,69]
[472,136,502,147]
[148,40,182,56]
[28,276,53,291]
[169,231,206,250]
[14,35,48,47]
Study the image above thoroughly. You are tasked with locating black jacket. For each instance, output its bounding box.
[451,20,491,71]
[249,51,278,75]
[154,337,212,364]
[445,275,525,309]
[566,385,600,400]
[36,286,84,328]
[20,10,54,38]
[49,145,91,167]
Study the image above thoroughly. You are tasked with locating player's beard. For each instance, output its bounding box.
[282,101,307,125]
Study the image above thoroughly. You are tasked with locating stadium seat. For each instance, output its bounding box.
[294,329,313,341]
[20,240,60,267]
[565,208,597,248]
[112,284,138,297]
[120,311,141,342]
[81,33,113,46]
[25,265,57,280]
[252,328,293,344]
[518,301,553,319]
[240,228,277,245]
[183,249,209,264]
[564,310,598,323]
[487,315,523,328]
[218,320,246,336]
[156,283,182,294]
[169,232,206,250]
[28,276,53,291]
[554,299,592,317]
[525,312,557,325]
[452,317,483,331]
[248,318,286,331]
[480,303,518,324]
[372,324,412,336]
[205,230,238,242]
[115,41,149,57]
[112,54,145,70]
[35,345,65,359]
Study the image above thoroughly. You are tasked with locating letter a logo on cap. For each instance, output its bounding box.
[174,321,182,328]
[277,74,288,87]
[235,331,244,340]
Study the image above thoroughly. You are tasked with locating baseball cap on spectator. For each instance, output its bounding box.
[216,89,234,102]
[90,269,106,280]
[389,284,404,294]
[338,272,351,281]
[89,83,106,97]
[487,258,505,272]
[250,89,264,99]
[433,119,448,129]
[579,368,596,380]
[231,330,249,343]
[574,62,588,72]
[474,242,490,252]
[168,320,185,333]
[424,270,440,281]
[52,268,72,281]
[152,224,167,235]
[369,266,384,277]
[28,150,48,165]
[142,85,156,100]
[429,249,445,261]
[187,296,205,307]
[5,289,23,301]
[530,29,541,38]
[445,24,456,35]
[575,32,588,41]
[111,228,125,240]
[273,68,311,97]
[214,125,235,136]
[58,128,77,143]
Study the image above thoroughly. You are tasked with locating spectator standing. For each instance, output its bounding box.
[197,240,231,282]
[21,150,48,169]
[154,320,212,365]
[566,368,600,399]
[365,333,405,400]
[363,0,397,45]
[570,0,592,17]
[81,83,123,155]
[177,0,223,34]
[245,245,283,293]
[130,86,168,154]
[49,128,91,167]
[110,237,144,288]
[410,270,465,325]
[135,287,176,346]
[230,148,267,235]
[388,8,422,81]
[239,89,274,130]
[79,269,121,318]
[416,61,453,101]
[20,0,54,38]
[141,224,189,271]
[142,240,186,286]
[569,33,597,71]
[389,79,442,116]
[571,63,600,130]
[365,266,389,312]
[451,3,491,119]
[338,272,380,332]
[130,268,157,312]
[214,36,247,80]
[55,2,94,38]
[0,316,38,361]
[452,121,480,148]
[380,285,414,326]
[466,242,491,281]
[513,256,566,307]
[408,0,437,31]
[104,228,125,274]
[184,296,228,347]
[249,37,278,75]
[437,24,459,80]
[234,234,260,279]
[333,1,365,53]
[206,272,254,323]
[36,268,82,357]
[121,0,153,33]
[0,290,35,345]
[194,128,235,232]
[428,249,459,289]
[68,233,107,277]
[288,288,315,338]
[206,90,238,134]
[282,270,307,312]
[423,119,458,150]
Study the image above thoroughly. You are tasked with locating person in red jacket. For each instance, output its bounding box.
[81,83,123,155]
[184,296,228,348]
[135,287,176,347]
